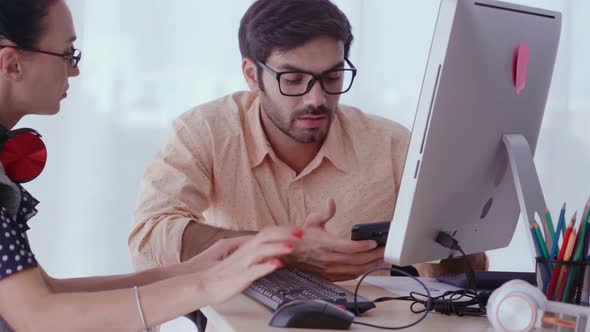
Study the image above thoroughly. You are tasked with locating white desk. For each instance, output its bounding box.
[201,280,494,332]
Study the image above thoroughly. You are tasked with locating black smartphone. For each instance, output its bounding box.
[350,221,391,246]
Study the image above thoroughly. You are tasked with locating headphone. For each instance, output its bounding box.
[0,127,47,183]
[488,279,589,332]
[487,279,547,332]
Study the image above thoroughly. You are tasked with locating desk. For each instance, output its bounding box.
[201,280,494,332]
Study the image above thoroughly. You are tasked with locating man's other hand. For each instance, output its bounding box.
[284,199,387,281]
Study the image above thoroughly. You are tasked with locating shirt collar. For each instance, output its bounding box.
[244,96,273,169]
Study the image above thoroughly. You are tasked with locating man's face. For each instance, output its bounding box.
[258,37,346,144]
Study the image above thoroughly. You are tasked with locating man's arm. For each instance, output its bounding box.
[415,253,488,277]
[180,222,255,261]
[129,117,217,270]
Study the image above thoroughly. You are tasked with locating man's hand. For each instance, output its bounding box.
[284,199,387,281]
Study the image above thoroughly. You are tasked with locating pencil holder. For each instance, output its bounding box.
[536,258,590,306]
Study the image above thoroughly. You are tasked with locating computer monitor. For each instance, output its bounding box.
[384,0,562,266]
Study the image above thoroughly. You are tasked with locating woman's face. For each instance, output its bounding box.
[14,0,79,116]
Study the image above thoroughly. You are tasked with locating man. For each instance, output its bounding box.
[129,0,486,281]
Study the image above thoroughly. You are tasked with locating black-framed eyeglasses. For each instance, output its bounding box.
[256,58,357,97]
[0,45,82,68]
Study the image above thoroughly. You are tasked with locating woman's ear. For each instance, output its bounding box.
[242,58,260,93]
[0,48,24,81]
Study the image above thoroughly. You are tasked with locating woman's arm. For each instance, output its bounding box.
[39,263,180,293]
[43,236,252,293]
[0,227,299,332]
[1,267,205,332]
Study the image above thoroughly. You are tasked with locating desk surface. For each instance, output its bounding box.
[202,280,495,332]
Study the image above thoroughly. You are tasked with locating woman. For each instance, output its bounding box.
[0,1,301,331]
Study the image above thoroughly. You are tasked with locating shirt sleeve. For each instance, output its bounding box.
[0,207,38,279]
[129,116,215,270]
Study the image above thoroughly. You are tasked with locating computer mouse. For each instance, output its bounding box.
[269,299,354,330]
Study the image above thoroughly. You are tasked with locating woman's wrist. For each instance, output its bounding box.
[186,270,213,306]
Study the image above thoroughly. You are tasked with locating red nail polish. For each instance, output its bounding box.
[272,259,284,268]
[284,243,294,249]
[292,229,304,239]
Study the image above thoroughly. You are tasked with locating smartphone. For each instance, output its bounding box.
[350,221,391,246]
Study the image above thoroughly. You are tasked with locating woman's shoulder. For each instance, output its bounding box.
[0,206,38,280]
[0,164,21,218]
[0,166,39,280]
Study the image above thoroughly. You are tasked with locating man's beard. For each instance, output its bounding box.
[260,95,334,144]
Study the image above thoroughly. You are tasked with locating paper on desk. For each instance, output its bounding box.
[364,276,462,297]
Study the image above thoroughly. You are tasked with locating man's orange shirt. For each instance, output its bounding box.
[129,91,409,270]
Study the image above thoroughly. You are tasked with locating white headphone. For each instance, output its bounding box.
[487,279,547,332]
[487,279,590,332]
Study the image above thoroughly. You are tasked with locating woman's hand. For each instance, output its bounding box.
[197,226,302,304]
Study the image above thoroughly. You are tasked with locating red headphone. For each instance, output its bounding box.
[0,128,47,183]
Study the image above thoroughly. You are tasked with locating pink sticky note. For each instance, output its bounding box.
[513,43,530,95]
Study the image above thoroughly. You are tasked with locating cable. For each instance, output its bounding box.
[434,231,486,313]
[351,266,432,330]
[394,289,487,316]
[351,232,487,329]
[434,232,477,290]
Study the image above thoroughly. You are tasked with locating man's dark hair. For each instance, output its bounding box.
[0,0,58,49]
[239,0,353,90]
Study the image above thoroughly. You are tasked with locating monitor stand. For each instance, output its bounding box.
[503,134,553,251]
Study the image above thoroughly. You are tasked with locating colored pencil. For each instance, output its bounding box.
[572,200,590,304]
[532,220,550,261]
[562,203,589,302]
[560,205,567,237]
[529,221,543,258]
[545,207,557,249]
[573,203,589,262]
[531,219,553,291]
[555,226,578,301]
[582,198,590,258]
[550,202,566,259]
[546,213,576,299]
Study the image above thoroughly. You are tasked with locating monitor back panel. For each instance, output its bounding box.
[386,0,561,265]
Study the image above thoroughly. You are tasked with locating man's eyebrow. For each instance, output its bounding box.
[276,60,345,73]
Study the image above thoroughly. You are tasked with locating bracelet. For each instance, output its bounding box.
[134,286,149,331]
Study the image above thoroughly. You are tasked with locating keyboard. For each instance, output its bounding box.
[244,269,376,314]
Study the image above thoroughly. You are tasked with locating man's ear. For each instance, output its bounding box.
[0,49,23,81]
[242,58,261,93]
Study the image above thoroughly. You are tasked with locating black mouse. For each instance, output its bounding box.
[269,299,354,330]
